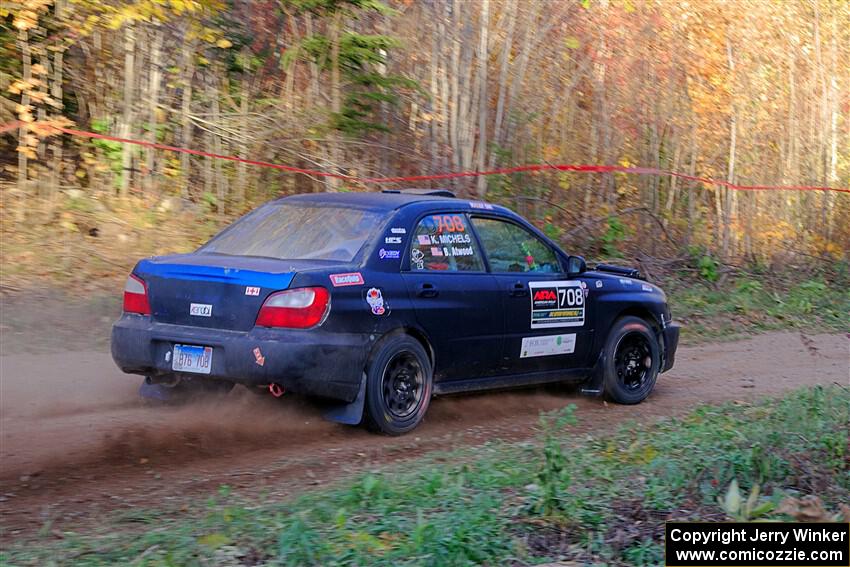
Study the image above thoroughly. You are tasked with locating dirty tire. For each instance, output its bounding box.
[602,316,660,404]
[364,335,432,435]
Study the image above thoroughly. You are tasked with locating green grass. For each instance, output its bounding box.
[3,386,847,566]
[665,276,850,343]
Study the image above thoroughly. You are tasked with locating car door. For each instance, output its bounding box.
[401,212,504,381]
[469,216,594,376]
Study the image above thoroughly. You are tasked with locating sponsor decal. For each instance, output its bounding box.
[619,278,633,285]
[417,234,431,246]
[469,201,494,210]
[189,303,213,317]
[252,347,265,366]
[529,280,585,328]
[390,227,407,234]
[411,248,425,270]
[378,248,401,260]
[385,236,403,244]
[366,287,386,315]
[641,283,653,292]
[520,333,576,358]
[329,272,364,287]
[595,280,603,288]
[245,286,261,296]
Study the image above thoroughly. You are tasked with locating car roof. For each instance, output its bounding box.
[278,190,473,211]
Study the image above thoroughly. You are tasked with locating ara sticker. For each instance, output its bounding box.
[245,286,261,296]
[253,347,265,366]
[378,248,401,260]
[330,272,364,287]
[520,333,576,358]
[529,280,585,328]
[385,236,403,244]
[390,227,407,234]
[595,280,603,288]
[366,287,386,315]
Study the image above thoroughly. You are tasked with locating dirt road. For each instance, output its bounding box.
[1,332,847,540]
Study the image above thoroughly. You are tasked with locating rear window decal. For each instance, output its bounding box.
[520,333,576,358]
[529,280,585,328]
[410,214,483,272]
[329,272,364,287]
[245,286,261,296]
[411,249,425,270]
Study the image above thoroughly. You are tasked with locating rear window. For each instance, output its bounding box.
[199,203,385,262]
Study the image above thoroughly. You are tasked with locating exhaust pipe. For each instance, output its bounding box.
[269,383,285,398]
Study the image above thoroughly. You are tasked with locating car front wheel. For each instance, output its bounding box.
[601,316,660,404]
[364,335,433,435]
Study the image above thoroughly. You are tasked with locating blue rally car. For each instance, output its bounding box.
[112,190,679,434]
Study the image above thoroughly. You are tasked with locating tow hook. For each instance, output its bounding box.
[269,383,285,398]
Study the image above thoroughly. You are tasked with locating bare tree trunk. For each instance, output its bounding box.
[236,62,250,209]
[664,131,682,227]
[475,0,490,197]
[328,12,342,190]
[721,35,737,261]
[685,128,697,249]
[16,27,30,213]
[144,24,163,194]
[119,23,136,198]
[489,0,516,169]
[180,37,195,199]
[825,8,839,246]
[49,1,65,203]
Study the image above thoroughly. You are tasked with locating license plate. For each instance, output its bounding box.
[172,344,213,374]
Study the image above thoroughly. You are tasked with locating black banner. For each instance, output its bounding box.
[665,522,849,566]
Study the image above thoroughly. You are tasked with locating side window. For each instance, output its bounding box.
[410,214,484,272]
[471,217,560,273]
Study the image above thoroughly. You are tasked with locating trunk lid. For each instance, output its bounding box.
[135,253,324,331]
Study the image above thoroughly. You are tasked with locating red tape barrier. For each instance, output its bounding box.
[2,120,848,193]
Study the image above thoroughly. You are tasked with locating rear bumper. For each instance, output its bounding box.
[661,323,680,373]
[111,315,370,403]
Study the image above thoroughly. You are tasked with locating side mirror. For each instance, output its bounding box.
[567,255,587,276]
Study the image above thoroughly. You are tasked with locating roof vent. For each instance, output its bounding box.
[393,188,456,198]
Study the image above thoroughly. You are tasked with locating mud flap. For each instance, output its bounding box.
[323,373,367,425]
[580,351,605,397]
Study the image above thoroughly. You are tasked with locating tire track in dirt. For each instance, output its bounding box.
[1,332,847,540]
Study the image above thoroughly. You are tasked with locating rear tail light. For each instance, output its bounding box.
[255,287,330,329]
[123,274,151,315]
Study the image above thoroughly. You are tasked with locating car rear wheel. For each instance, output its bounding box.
[601,316,660,404]
[364,335,433,435]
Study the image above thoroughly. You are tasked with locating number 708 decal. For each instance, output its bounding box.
[529,280,585,328]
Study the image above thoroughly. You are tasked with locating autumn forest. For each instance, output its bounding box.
[2,0,849,278]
